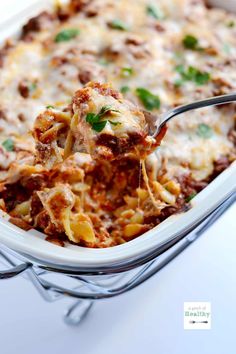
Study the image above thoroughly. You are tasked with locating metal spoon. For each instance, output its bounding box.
[152,93,236,138]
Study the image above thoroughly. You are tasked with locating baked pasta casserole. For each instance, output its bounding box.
[0,0,235,248]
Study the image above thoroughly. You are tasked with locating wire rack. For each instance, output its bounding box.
[0,192,235,326]
[0,0,235,327]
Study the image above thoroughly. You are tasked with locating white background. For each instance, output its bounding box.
[0,1,236,354]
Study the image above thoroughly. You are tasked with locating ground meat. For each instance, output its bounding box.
[30,192,43,218]
[69,0,91,12]
[0,183,30,212]
[207,156,231,181]
[18,81,30,99]
[18,113,26,122]
[0,109,7,120]
[20,174,47,193]
[45,236,65,247]
[78,70,93,84]
[21,11,55,41]
[159,197,190,221]
[154,23,165,32]
[9,217,31,231]
[56,7,70,22]
[177,174,208,200]
[124,37,151,59]
[96,132,144,157]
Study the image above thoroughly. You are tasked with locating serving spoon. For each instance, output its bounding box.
[152,93,236,138]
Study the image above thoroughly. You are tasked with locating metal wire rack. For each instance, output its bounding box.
[0,192,235,326]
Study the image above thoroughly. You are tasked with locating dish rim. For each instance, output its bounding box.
[0,0,235,271]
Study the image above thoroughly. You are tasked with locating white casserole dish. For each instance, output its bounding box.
[0,0,235,270]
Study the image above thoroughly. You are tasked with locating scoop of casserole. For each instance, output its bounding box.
[33,82,167,168]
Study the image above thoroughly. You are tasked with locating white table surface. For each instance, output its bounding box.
[0,2,236,353]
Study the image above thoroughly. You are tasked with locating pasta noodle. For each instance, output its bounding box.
[0,0,235,248]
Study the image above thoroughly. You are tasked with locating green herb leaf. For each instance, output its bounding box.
[175,65,210,86]
[175,64,185,74]
[121,67,134,77]
[2,138,14,152]
[108,120,121,126]
[182,34,199,50]
[98,58,109,66]
[197,123,213,139]
[30,82,37,91]
[174,78,184,87]
[146,4,164,20]
[86,106,120,132]
[185,193,196,203]
[188,67,210,85]
[227,20,235,28]
[109,19,129,31]
[99,106,120,116]
[55,28,80,43]
[136,88,160,111]
[223,43,231,54]
[86,112,100,124]
[196,72,210,85]
[92,120,107,132]
[46,105,55,109]
[120,86,130,94]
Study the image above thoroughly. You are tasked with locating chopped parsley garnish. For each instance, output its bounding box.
[227,20,235,28]
[182,34,200,50]
[146,4,164,20]
[55,28,80,43]
[174,65,210,86]
[91,121,107,132]
[30,82,37,91]
[223,43,231,54]
[136,88,160,111]
[2,138,14,152]
[120,86,130,94]
[108,120,121,126]
[197,123,213,139]
[109,20,129,31]
[175,64,185,74]
[185,193,196,203]
[121,67,134,77]
[98,58,109,66]
[86,106,121,132]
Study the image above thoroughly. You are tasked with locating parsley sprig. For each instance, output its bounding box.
[2,138,14,152]
[86,106,121,132]
[182,34,202,51]
[109,20,129,31]
[120,86,130,94]
[185,192,196,203]
[146,4,164,20]
[175,65,210,86]
[121,67,134,77]
[55,28,80,43]
[197,123,213,139]
[136,88,160,110]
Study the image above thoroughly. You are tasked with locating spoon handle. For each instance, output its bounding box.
[153,92,236,138]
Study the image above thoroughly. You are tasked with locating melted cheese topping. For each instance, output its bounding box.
[0,0,235,179]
